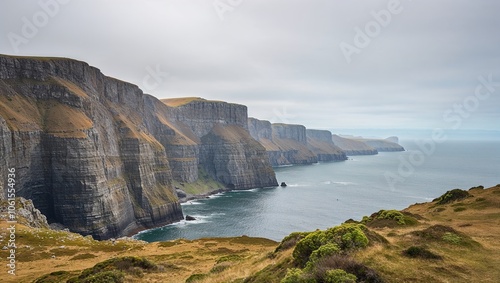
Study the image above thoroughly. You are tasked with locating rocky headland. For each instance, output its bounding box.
[306,129,347,161]
[0,55,277,239]
[331,134,405,155]
[0,54,405,240]
[354,136,405,152]
[248,118,347,166]
[331,134,378,155]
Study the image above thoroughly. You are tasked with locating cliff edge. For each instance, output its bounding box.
[0,55,277,239]
[248,118,347,166]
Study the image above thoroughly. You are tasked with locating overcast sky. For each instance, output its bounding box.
[1,0,499,134]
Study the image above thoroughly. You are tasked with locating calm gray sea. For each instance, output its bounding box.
[135,140,500,242]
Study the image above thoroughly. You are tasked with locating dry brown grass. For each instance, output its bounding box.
[0,219,278,283]
[354,185,500,283]
[161,97,206,107]
[38,100,93,138]
[1,186,499,283]
[0,91,42,131]
[51,77,90,98]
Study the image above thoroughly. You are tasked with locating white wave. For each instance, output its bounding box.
[207,193,224,199]
[233,188,258,192]
[181,201,204,206]
[321,181,332,185]
[332,181,355,185]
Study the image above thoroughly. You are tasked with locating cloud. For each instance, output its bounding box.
[1,0,499,132]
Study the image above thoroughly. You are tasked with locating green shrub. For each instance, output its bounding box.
[403,246,442,260]
[69,256,157,283]
[217,254,243,263]
[442,232,461,244]
[211,262,232,273]
[280,268,314,283]
[309,243,340,263]
[293,224,369,267]
[293,230,328,267]
[312,255,383,283]
[80,271,124,283]
[433,189,470,205]
[244,257,294,283]
[34,271,73,283]
[361,216,372,224]
[324,269,357,283]
[363,210,418,227]
[469,185,484,190]
[276,232,311,252]
[454,207,467,212]
[326,223,369,250]
[376,210,406,225]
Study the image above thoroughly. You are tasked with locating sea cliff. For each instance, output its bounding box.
[248,118,347,166]
[0,55,277,239]
[331,135,404,155]
[331,134,378,155]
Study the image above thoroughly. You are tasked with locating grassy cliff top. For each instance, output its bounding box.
[2,185,499,282]
[161,97,228,107]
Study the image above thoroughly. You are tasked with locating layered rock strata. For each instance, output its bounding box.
[331,135,404,154]
[306,129,347,161]
[331,134,378,156]
[248,118,346,166]
[355,137,405,152]
[0,55,277,239]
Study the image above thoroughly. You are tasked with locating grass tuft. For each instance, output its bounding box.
[403,246,443,260]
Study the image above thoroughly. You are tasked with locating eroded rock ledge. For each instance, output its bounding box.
[0,55,277,239]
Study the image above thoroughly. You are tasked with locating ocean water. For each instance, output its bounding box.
[135,140,500,242]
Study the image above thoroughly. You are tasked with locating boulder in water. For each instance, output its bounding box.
[185,215,196,221]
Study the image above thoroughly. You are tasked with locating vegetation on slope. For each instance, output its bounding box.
[1,185,499,282]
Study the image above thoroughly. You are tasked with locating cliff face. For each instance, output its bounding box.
[331,134,378,156]
[248,118,346,166]
[0,55,182,239]
[0,56,276,238]
[0,56,280,238]
[331,135,404,154]
[163,98,248,137]
[161,98,278,191]
[357,137,405,152]
[200,125,277,189]
[306,130,347,161]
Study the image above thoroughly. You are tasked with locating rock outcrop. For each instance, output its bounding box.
[357,137,405,152]
[248,118,346,166]
[331,135,404,154]
[0,55,278,239]
[160,98,278,190]
[0,55,184,239]
[331,134,378,156]
[306,129,347,161]
[0,197,50,229]
[248,118,318,166]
